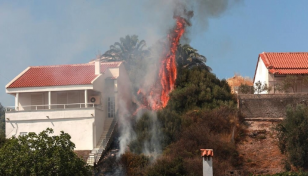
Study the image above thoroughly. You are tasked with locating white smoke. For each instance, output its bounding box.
[115,0,242,160]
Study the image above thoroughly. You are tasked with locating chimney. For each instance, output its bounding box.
[200,149,213,176]
[95,59,101,75]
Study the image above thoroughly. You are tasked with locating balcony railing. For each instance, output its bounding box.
[5,103,95,112]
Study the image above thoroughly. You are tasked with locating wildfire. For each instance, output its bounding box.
[137,17,186,111]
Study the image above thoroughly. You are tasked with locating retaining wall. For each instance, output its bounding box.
[238,94,308,118]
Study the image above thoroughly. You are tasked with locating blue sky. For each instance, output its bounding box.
[1,0,308,106]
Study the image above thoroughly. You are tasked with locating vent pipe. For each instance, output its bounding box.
[200,149,213,176]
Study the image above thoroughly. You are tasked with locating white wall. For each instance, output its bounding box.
[18,93,31,110]
[94,109,106,147]
[254,57,269,94]
[118,64,132,113]
[6,108,95,150]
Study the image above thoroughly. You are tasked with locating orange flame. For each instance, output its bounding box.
[137,17,186,111]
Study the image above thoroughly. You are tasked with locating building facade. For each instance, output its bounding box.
[5,60,132,164]
[253,52,308,94]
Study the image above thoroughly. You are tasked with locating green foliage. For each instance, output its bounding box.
[0,128,91,175]
[168,67,236,112]
[176,44,211,71]
[0,104,5,148]
[130,111,162,154]
[276,105,308,169]
[239,83,254,94]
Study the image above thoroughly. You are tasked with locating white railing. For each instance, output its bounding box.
[5,103,95,112]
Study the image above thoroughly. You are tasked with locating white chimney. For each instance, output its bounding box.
[200,149,213,176]
[95,59,101,75]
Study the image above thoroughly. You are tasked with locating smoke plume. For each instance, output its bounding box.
[116,0,241,160]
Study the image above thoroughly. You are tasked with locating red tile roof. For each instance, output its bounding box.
[7,62,122,88]
[259,52,308,74]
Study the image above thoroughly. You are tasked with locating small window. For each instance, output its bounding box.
[20,132,28,136]
[107,97,115,118]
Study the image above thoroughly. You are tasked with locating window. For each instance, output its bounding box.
[20,132,27,136]
[108,97,115,118]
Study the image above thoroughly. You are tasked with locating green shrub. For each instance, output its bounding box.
[276,105,308,169]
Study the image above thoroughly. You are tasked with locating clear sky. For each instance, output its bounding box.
[1,0,308,106]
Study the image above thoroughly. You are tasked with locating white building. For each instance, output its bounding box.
[253,52,308,94]
[5,60,132,164]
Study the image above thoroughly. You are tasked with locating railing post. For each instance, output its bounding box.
[64,104,66,109]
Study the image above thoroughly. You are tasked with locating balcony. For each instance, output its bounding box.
[5,103,96,112]
[7,90,102,112]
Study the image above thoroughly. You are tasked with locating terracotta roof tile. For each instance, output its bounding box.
[7,62,122,88]
[200,149,213,157]
[259,52,308,74]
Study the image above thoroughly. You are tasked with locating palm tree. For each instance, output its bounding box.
[176,44,212,72]
[101,35,146,62]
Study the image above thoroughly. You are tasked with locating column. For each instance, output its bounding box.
[85,89,88,108]
[200,149,213,176]
[15,93,19,111]
[48,91,51,109]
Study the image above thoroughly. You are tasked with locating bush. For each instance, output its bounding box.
[276,105,308,169]
[147,107,244,176]
[0,128,91,175]
[119,152,150,176]
[146,157,186,176]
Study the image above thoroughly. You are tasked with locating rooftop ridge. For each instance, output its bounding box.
[29,61,122,68]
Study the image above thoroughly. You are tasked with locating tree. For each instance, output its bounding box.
[0,128,91,175]
[0,104,5,148]
[254,80,270,94]
[176,44,212,71]
[102,35,147,63]
[276,105,308,169]
[168,66,236,112]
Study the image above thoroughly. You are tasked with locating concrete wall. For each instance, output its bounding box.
[94,108,105,147]
[6,108,95,150]
[238,94,308,118]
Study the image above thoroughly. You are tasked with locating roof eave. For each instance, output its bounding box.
[6,67,31,88]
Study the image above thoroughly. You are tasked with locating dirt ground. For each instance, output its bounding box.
[236,121,286,175]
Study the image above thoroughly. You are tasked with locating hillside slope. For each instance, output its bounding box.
[237,121,285,175]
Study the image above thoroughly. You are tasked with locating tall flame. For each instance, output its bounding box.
[137,17,186,111]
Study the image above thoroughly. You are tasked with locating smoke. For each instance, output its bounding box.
[116,0,241,161]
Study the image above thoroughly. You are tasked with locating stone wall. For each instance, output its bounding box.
[238,94,308,118]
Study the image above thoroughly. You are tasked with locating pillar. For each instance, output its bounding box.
[200,149,213,176]
[15,93,19,111]
[85,89,88,108]
[48,91,51,109]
